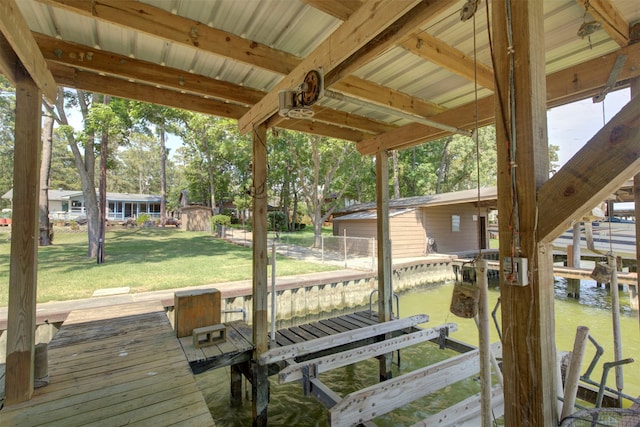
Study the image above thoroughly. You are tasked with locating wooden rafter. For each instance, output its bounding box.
[334,76,445,117]
[357,95,495,155]
[537,94,640,243]
[237,0,422,134]
[49,62,372,143]
[36,0,300,75]
[48,63,250,118]
[38,0,446,137]
[299,0,363,20]
[400,31,495,90]
[35,33,264,106]
[0,0,56,101]
[576,0,629,47]
[358,41,640,154]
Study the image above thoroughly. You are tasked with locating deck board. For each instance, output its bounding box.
[0,301,214,427]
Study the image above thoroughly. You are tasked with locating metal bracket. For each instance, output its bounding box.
[437,326,448,350]
[593,55,627,103]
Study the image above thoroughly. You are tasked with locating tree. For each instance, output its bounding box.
[84,96,128,263]
[290,133,362,246]
[54,88,101,257]
[178,114,250,213]
[39,103,54,245]
[0,77,15,210]
[129,103,185,226]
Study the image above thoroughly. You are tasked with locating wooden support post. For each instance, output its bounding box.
[5,67,43,405]
[568,224,581,298]
[631,75,640,330]
[493,1,558,425]
[251,123,269,426]
[375,150,393,381]
[230,363,243,407]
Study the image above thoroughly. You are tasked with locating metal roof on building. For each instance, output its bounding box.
[335,186,498,216]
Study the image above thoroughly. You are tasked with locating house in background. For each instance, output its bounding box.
[332,187,497,258]
[2,189,162,222]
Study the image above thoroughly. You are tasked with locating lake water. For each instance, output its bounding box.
[196,278,640,426]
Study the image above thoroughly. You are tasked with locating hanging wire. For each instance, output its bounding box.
[473,10,482,260]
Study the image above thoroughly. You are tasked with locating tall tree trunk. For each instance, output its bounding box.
[204,143,216,213]
[159,124,167,227]
[39,106,54,246]
[436,137,452,194]
[55,89,99,257]
[392,150,400,199]
[292,191,298,231]
[97,95,110,264]
[282,168,291,231]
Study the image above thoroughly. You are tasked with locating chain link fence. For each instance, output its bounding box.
[217,226,377,270]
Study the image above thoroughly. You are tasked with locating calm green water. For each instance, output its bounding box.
[196,279,640,426]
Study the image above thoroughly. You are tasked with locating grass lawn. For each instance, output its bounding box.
[0,227,338,306]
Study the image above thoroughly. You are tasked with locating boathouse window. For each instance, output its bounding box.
[451,215,460,232]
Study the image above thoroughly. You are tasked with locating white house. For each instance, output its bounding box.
[2,189,162,222]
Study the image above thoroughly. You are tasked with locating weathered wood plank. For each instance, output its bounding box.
[319,319,351,333]
[278,323,458,383]
[411,385,504,427]
[259,314,428,365]
[298,323,330,338]
[329,349,482,427]
[0,301,214,426]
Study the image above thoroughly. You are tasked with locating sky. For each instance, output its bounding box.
[547,87,630,168]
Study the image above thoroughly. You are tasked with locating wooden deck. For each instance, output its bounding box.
[177,311,433,375]
[0,301,214,427]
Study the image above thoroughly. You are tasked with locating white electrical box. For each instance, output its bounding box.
[503,257,529,286]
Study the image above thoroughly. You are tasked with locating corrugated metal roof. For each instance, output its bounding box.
[13,0,640,139]
[333,208,417,221]
[335,187,498,215]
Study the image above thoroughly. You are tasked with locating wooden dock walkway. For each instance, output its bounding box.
[0,301,214,427]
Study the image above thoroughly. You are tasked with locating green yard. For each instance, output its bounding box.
[0,228,338,306]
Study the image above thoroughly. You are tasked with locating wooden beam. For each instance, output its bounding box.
[538,94,640,243]
[48,63,249,118]
[546,41,640,106]
[300,0,363,20]
[278,323,457,384]
[576,0,629,47]
[251,123,269,426]
[50,62,375,142]
[324,0,455,87]
[38,0,449,135]
[0,32,19,83]
[493,0,557,425]
[632,76,640,331]
[237,0,421,134]
[376,149,393,381]
[270,115,372,142]
[357,95,495,155]
[329,348,483,427]
[0,0,56,101]
[358,41,640,154]
[259,314,428,365]
[35,34,264,107]
[36,0,300,75]
[334,75,445,117]
[5,67,42,405]
[400,31,494,90]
